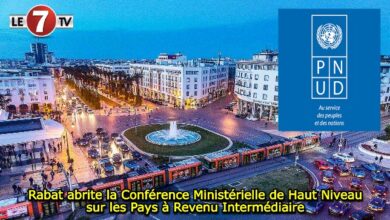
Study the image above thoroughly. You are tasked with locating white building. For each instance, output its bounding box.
[381,56,390,115]
[0,69,56,113]
[95,63,131,74]
[129,54,229,109]
[234,50,278,121]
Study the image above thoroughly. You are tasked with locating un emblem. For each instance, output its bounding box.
[316,23,342,49]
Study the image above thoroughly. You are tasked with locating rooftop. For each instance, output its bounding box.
[0,69,51,78]
[0,118,42,135]
[0,118,64,146]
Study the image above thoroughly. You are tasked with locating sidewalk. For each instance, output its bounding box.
[0,130,96,200]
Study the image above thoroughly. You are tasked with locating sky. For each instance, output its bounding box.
[0,0,389,59]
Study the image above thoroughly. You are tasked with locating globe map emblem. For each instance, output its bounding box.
[316,23,343,50]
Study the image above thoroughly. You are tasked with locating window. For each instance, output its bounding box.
[276,76,278,82]
[194,91,197,96]
[274,95,278,101]
[186,91,189,96]
[253,93,257,98]
[255,74,259,80]
[263,85,268,91]
[194,84,197,89]
[254,84,258,89]
[45,96,49,100]
[262,94,267,100]
[275,86,278,92]
[186,85,190,89]
[194,78,198,83]
[186,77,190,83]
[264,75,269,81]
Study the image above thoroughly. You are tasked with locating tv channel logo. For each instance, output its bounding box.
[9,5,73,37]
[311,15,347,99]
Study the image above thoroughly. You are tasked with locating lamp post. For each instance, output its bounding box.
[63,169,75,212]
[134,108,138,135]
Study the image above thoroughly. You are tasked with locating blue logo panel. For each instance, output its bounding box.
[279,9,380,131]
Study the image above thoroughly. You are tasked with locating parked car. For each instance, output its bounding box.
[328,201,351,216]
[87,109,94,114]
[334,165,350,176]
[367,197,386,212]
[99,158,114,173]
[102,136,110,144]
[123,159,140,171]
[111,133,119,140]
[315,183,334,192]
[90,138,99,148]
[305,200,325,214]
[371,171,386,184]
[101,143,110,152]
[314,159,330,170]
[372,184,388,198]
[96,128,105,135]
[114,137,125,146]
[112,153,122,165]
[132,151,142,161]
[333,153,355,163]
[349,178,363,190]
[98,131,108,139]
[83,132,94,141]
[88,148,100,159]
[326,157,345,168]
[362,163,381,172]
[351,166,366,178]
[77,138,89,147]
[119,144,130,153]
[348,210,374,220]
[322,170,335,184]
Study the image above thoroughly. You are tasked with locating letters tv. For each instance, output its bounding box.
[312,15,347,99]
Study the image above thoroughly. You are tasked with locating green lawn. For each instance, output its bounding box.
[216,166,311,194]
[123,124,230,156]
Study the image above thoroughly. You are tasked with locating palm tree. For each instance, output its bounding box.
[0,94,11,110]
[133,72,143,106]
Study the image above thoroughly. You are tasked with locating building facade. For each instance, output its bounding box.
[234,50,278,121]
[381,56,390,115]
[129,54,229,109]
[0,69,56,113]
[95,63,131,74]
[25,43,55,64]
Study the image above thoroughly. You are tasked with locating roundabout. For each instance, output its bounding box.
[122,122,232,157]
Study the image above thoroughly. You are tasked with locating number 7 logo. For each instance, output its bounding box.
[26,5,56,37]
[32,10,48,33]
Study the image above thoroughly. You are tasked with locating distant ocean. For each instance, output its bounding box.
[0,21,278,60]
[1,19,389,60]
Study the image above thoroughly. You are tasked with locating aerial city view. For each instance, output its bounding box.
[0,0,389,219]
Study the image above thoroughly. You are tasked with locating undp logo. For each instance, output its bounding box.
[316,23,343,50]
[311,15,348,100]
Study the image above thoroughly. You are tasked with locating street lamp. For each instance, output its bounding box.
[294,147,299,166]
[63,169,75,212]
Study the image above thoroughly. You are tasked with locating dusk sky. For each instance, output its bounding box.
[0,0,389,59]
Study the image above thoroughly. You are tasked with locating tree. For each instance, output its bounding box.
[0,94,11,110]
[385,125,390,138]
